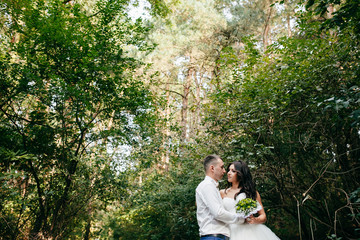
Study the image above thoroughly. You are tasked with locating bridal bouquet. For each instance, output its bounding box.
[235,198,262,218]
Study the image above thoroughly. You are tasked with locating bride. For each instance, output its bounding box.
[220,161,280,240]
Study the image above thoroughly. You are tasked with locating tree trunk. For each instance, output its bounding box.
[29,160,47,237]
[327,4,334,19]
[162,80,171,170]
[285,0,292,37]
[83,215,91,240]
[263,0,273,51]
[193,71,202,136]
[181,63,193,142]
[327,4,335,37]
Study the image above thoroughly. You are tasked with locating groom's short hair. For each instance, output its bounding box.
[203,155,221,172]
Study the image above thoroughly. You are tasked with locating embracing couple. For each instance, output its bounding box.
[195,155,280,240]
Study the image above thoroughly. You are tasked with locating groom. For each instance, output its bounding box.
[196,155,245,240]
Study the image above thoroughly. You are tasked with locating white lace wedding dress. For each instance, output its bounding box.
[223,193,280,240]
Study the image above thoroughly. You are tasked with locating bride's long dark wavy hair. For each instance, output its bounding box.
[226,161,257,200]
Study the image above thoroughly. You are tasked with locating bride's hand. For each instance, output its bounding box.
[246,215,257,224]
[246,212,266,224]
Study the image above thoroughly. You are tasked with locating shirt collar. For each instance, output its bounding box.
[205,175,219,188]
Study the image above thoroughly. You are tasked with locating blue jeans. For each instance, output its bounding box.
[200,237,226,240]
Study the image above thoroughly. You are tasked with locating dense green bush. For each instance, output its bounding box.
[205,20,360,240]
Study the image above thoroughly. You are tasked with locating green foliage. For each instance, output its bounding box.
[1,0,359,239]
[304,0,360,34]
[96,1,360,239]
[101,154,203,240]
[205,18,360,239]
[0,0,157,238]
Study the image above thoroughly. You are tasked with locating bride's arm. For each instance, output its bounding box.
[247,191,267,224]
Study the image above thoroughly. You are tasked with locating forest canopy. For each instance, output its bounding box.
[0,0,359,239]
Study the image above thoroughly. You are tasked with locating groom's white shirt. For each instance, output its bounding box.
[196,176,243,237]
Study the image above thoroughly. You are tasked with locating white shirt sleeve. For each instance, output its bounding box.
[197,182,241,224]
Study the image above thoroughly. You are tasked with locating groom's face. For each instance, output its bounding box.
[213,158,226,181]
